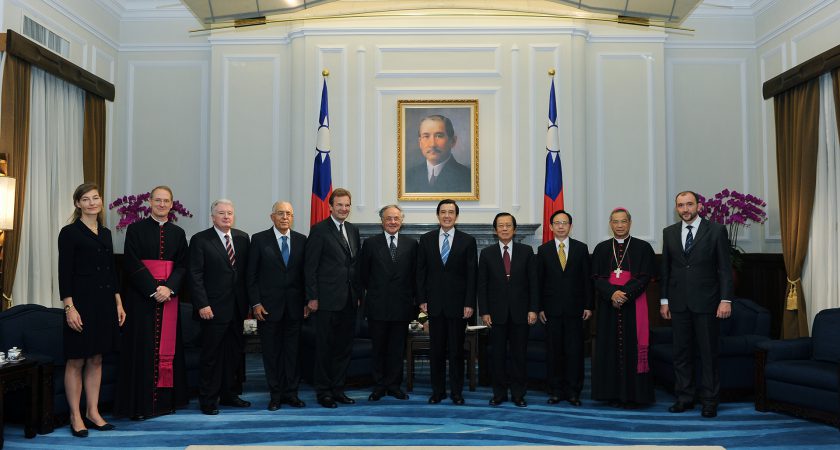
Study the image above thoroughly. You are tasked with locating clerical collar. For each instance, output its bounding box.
[427,154,452,178]
[614,237,627,243]
[151,216,167,226]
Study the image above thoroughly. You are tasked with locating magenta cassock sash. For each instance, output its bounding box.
[609,270,650,373]
[142,259,178,388]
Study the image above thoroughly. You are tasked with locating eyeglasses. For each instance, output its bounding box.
[610,219,629,225]
[273,211,293,217]
[552,221,570,226]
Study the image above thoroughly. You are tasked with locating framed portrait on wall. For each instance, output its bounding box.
[397,99,479,201]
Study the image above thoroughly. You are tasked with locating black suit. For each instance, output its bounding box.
[416,228,477,397]
[536,238,593,399]
[304,217,361,399]
[477,242,539,400]
[405,157,471,193]
[246,227,306,403]
[189,227,249,410]
[661,218,733,405]
[360,233,418,394]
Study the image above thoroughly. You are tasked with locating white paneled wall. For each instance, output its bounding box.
[2,0,840,255]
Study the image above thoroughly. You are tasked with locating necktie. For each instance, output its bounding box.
[441,232,450,264]
[429,172,437,186]
[503,245,511,278]
[280,235,289,265]
[389,235,397,263]
[558,242,567,270]
[339,223,352,256]
[225,234,235,267]
[685,225,694,253]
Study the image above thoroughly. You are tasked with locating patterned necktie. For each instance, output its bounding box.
[339,223,352,256]
[558,242,567,270]
[280,235,289,265]
[503,245,511,278]
[685,225,694,253]
[441,232,450,264]
[389,235,397,263]
[225,234,235,267]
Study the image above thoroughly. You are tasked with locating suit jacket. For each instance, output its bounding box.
[188,227,250,323]
[536,238,593,316]
[416,228,477,319]
[660,218,733,314]
[246,227,307,322]
[477,242,539,325]
[360,233,418,322]
[304,217,361,311]
[405,157,471,193]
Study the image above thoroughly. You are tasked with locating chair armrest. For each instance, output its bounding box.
[756,338,812,362]
[720,334,771,356]
[650,326,673,345]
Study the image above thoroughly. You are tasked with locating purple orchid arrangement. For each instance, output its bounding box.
[697,189,767,250]
[109,192,193,231]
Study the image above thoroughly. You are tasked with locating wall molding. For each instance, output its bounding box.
[759,44,786,242]
[375,44,501,78]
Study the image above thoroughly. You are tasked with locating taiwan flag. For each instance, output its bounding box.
[543,79,564,243]
[311,79,333,226]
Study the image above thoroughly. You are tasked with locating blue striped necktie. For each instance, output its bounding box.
[280,235,289,265]
[441,232,450,264]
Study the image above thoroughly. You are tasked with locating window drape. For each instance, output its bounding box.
[83,92,106,190]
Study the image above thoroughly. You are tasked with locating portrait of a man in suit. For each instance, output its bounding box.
[398,101,478,200]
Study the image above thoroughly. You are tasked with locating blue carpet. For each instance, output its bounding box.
[3,355,839,449]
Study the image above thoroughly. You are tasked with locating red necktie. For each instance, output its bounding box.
[225,234,235,267]
[503,245,511,278]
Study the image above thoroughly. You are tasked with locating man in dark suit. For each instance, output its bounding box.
[189,199,251,415]
[405,114,471,193]
[246,201,307,411]
[536,209,593,407]
[304,188,361,408]
[478,213,539,407]
[359,204,417,401]
[417,199,477,405]
[660,190,733,418]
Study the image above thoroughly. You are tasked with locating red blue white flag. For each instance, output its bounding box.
[311,79,333,226]
[543,78,564,243]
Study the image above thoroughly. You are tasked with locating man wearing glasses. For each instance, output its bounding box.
[536,210,593,407]
[246,201,308,411]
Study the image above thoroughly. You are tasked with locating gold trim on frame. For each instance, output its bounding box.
[397,99,479,201]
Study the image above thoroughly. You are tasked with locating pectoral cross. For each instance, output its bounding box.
[613,267,623,279]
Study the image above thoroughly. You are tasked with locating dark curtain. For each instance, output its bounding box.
[83,92,106,191]
[773,78,820,339]
[0,55,31,309]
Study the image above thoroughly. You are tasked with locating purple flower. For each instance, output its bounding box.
[698,188,767,248]
[109,192,194,231]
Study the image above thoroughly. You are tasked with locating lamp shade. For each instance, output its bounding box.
[0,176,16,230]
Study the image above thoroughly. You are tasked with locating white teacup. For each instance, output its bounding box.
[8,347,21,361]
[0,352,6,363]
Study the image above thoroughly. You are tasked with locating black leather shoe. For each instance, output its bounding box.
[388,389,409,400]
[451,394,465,405]
[369,391,385,401]
[285,396,306,408]
[513,398,528,407]
[71,427,89,438]
[220,396,251,408]
[547,395,562,404]
[130,415,147,421]
[334,393,355,404]
[489,395,507,406]
[83,417,115,431]
[318,396,337,408]
[568,396,582,407]
[267,401,281,411]
[428,393,446,404]
[668,401,695,413]
[701,404,718,418]
[201,406,220,415]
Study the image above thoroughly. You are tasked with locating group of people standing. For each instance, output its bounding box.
[57,182,731,438]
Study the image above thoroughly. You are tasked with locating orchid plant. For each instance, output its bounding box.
[697,189,767,269]
[109,192,193,231]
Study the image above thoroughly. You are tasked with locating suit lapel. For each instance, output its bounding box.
[209,230,232,268]
[328,221,352,257]
[266,228,285,268]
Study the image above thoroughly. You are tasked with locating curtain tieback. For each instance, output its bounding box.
[785,277,800,311]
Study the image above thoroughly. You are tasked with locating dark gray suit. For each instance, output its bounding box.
[360,233,418,394]
[405,158,471,193]
[246,228,306,402]
[304,217,361,399]
[661,218,733,405]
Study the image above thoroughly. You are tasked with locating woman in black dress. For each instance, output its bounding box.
[58,182,126,437]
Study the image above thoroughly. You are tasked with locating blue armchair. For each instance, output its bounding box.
[649,297,771,399]
[755,307,840,429]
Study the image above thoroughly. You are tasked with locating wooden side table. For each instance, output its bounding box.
[0,359,40,446]
[405,327,488,392]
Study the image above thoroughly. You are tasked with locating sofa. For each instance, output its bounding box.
[755,307,840,429]
[649,297,771,400]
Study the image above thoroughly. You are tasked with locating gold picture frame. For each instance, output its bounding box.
[397,99,479,201]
